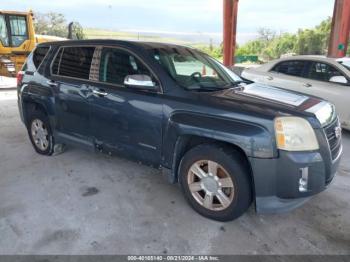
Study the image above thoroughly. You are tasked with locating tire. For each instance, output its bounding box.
[27,110,55,156]
[179,144,252,221]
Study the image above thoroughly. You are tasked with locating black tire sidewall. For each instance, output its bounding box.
[179,144,252,221]
[27,111,54,156]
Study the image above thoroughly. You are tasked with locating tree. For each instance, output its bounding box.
[294,17,331,55]
[257,27,276,42]
[34,12,67,37]
[34,12,85,39]
[235,17,332,60]
[71,22,85,40]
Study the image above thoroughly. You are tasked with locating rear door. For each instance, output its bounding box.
[88,46,163,165]
[47,46,95,144]
[266,60,312,90]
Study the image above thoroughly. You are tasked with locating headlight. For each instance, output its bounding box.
[274,117,319,151]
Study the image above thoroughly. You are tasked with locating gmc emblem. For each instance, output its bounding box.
[334,126,342,139]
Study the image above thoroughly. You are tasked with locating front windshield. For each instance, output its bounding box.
[147,46,242,91]
[338,61,350,71]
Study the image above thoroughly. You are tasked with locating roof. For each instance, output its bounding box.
[274,55,338,63]
[38,39,193,50]
[0,10,32,16]
[252,54,350,75]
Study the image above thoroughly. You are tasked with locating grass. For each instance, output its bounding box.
[85,28,188,43]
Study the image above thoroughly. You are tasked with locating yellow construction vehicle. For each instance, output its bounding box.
[0,10,65,77]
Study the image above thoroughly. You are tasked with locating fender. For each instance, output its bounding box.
[19,82,55,127]
[161,111,276,183]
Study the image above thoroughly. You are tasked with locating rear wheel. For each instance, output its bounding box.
[179,144,252,221]
[27,110,54,156]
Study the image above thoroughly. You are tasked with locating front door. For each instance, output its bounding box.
[88,47,163,165]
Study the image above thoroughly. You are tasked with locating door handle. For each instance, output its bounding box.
[92,89,108,97]
[266,76,273,80]
[303,83,312,87]
[47,80,58,87]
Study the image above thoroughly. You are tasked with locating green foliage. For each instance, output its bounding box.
[71,22,85,40]
[34,12,67,37]
[34,12,85,39]
[196,43,223,59]
[236,17,332,61]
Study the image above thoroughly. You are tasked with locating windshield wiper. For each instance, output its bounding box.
[185,85,226,92]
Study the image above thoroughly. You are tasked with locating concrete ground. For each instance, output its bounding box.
[0,77,16,90]
[0,89,349,255]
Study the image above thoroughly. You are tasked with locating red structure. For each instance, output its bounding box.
[328,0,350,57]
[223,0,239,66]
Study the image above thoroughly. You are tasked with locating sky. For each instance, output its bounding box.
[0,0,334,44]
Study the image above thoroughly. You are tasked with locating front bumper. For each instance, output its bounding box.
[249,145,342,214]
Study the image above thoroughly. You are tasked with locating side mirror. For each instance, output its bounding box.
[124,74,156,90]
[329,75,348,84]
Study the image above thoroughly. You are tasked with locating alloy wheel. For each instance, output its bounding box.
[187,160,235,211]
[31,119,49,151]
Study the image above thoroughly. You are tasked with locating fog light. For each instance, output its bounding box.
[299,167,309,192]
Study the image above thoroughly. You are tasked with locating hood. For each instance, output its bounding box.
[206,83,335,126]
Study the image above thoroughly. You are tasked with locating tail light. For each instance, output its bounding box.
[17,71,24,86]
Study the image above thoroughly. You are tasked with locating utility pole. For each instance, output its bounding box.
[328,0,350,57]
[223,0,239,66]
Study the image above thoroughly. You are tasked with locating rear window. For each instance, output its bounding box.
[33,46,50,69]
[51,46,95,79]
[272,60,307,77]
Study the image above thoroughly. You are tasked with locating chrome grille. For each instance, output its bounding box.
[324,118,342,160]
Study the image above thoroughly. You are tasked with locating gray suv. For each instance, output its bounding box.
[17,40,342,221]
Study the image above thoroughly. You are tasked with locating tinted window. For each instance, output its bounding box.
[0,15,9,46]
[272,61,306,77]
[54,47,95,79]
[33,46,50,69]
[308,62,343,82]
[99,48,152,86]
[9,15,28,47]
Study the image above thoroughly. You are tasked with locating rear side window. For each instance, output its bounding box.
[272,60,307,77]
[33,46,50,69]
[52,46,95,79]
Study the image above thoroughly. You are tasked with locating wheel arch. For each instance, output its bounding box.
[22,98,54,128]
[169,134,255,197]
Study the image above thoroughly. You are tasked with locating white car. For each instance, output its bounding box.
[337,57,350,70]
[242,56,350,130]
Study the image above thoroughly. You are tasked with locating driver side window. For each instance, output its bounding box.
[99,47,154,86]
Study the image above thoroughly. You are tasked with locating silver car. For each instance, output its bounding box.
[242,56,350,130]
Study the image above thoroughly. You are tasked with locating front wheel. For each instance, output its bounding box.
[179,144,252,221]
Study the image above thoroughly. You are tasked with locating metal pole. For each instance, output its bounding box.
[223,0,239,66]
[328,0,350,57]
